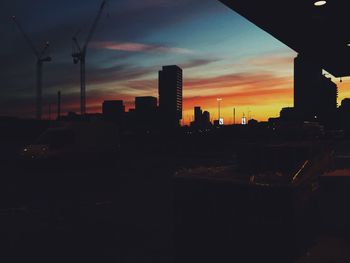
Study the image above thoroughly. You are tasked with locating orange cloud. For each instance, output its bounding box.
[184,72,291,92]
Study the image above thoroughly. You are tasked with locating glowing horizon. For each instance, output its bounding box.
[3,0,350,122]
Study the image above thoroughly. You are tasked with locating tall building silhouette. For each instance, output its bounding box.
[158,65,183,128]
[294,54,321,119]
[191,106,212,129]
[194,106,202,123]
[202,111,210,126]
[294,54,337,123]
[339,98,350,132]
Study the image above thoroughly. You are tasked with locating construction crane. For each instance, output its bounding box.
[72,0,107,116]
[12,16,52,120]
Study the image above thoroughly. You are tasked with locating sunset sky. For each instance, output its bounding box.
[1,0,350,124]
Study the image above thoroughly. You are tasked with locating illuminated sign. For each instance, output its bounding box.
[242,116,246,125]
[219,118,224,125]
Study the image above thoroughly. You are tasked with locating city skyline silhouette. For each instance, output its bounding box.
[3,0,350,124]
[2,1,350,263]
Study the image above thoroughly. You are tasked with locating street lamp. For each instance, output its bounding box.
[217,98,222,121]
[314,1,326,7]
[233,107,236,125]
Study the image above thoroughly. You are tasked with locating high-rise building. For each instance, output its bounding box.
[294,54,321,119]
[194,106,202,123]
[294,54,337,123]
[158,65,183,127]
[202,111,210,125]
[190,107,212,129]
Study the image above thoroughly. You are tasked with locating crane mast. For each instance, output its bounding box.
[72,0,106,116]
[12,16,51,120]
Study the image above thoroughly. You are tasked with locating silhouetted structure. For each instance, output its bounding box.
[220,1,350,78]
[60,111,80,121]
[134,96,159,131]
[319,76,338,113]
[294,54,319,119]
[191,107,212,129]
[71,0,107,115]
[202,111,210,126]
[294,54,337,125]
[158,65,183,128]
[248,119,258,125]
[135,96,157,113]
[102,100,125,122]
[338,98,350,133]
[280,107,297,121]
[340,98,350,110]
[194,106,202,123]
[12,16,52,120]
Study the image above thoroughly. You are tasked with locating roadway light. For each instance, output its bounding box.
[314,1,326,7]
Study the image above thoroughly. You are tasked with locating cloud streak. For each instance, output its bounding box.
[179,58,218,69]
[91,41,192,54]
[246,55,294,67]
[184,71,292,94]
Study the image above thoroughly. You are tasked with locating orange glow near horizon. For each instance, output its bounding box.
[79,74,294,125]
[181,70,294,125]
[55,72,350,126]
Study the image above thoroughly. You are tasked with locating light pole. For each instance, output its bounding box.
[233,107,236,125]
[217,98,222,121]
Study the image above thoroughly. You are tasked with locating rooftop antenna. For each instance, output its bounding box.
[12,16,52,120]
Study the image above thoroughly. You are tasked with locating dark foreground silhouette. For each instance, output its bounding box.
[1,121,350,263]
